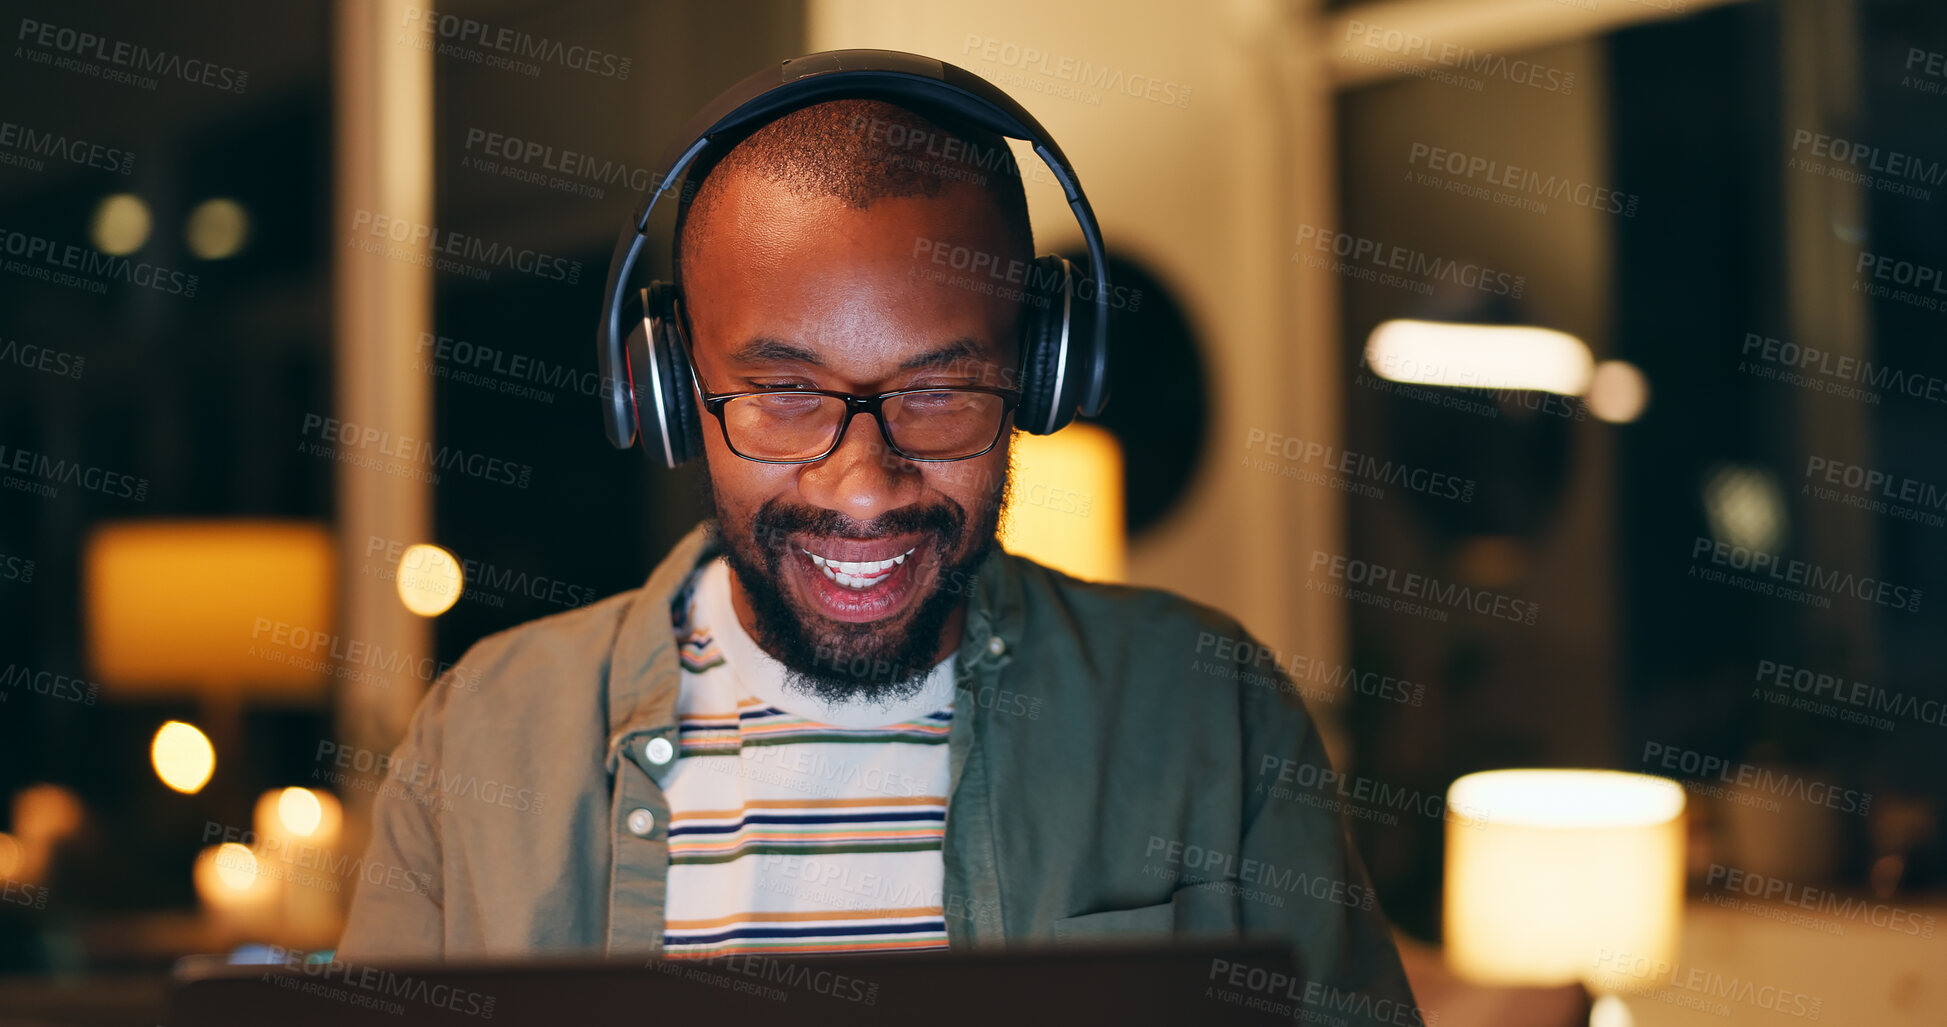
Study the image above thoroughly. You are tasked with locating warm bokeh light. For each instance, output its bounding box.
[276,787,324,836]
[1000,422,1126,582]
[211,842,260,891]
[1445,769,1686,989]
[12,784,84,846]
[1448,768,1685,829]
[150,721,216,794]
[193,840,280,942]
[1365,320,1594,395]
[5,786,86,886]
[396,542,464,616]
[185,198,251,259]
[89,193,152,255]
[1589,995,1636,1027]
[1586,360,1650,423]
[1702,463,1787,552]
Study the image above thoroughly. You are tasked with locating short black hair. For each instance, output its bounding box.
[672,97,1034,291]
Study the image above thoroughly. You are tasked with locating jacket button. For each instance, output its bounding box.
[626,808,656,836]
[986,636,1006,657]
[644,736,674,764]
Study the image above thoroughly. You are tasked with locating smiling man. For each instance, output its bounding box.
[337,95,1416,1016]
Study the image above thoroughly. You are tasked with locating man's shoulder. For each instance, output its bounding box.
[993,552,1312,732]
[1003,550,1250,643]
[998,551,1266,688]
[473,587,639,661]
[428,585,650,722]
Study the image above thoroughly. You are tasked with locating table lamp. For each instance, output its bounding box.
[1001,422,1126,581]
[84,520,335,797]
[1444,769,1686,990]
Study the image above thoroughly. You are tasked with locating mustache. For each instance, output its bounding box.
[748,497,967,554]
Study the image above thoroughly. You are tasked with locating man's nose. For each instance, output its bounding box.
[795,411,922,520]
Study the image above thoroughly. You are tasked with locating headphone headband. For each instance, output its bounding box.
[599,49,1111,450]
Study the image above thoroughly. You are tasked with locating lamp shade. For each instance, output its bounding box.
[84,520,335,702]
[1443,768,1686,988]
[1000,422,1125,581]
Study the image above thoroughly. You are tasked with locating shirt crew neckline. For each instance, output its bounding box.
[693,556,955,728]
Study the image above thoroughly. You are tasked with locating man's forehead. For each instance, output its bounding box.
[684,178,1024,382]
[719,333,1010,385]
[728,336,986,370]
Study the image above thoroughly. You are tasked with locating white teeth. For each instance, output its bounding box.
[800,546,918,590]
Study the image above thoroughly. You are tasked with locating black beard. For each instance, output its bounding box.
[701,472,1006,707]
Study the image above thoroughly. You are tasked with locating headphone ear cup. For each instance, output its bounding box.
[628,282,695,468]
[1015,255,1076,436]
[660,294,707,464]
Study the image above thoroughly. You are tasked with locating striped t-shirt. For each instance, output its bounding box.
[660,556,957,959]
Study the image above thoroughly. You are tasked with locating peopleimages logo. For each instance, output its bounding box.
[1641,740,1871,815]
[413,331,612,405]
[911,237,1141,311]
[0,442,149,502]
[1308,550,1540,626]
[0,336,85,380]
[1753,658,1947,732]
[298,412,535,489]
[0,119,133,174]
[1855,250,1947,313]
[363,534,598,610]
[0,553,32,584]
[1703,863,1936,938]
[346,209,580,285]
[0,664,99,706]
[1592,949,1821,1021]
[459,127,669,201]
[1802,454,1947,528]
[1293,225,1525,298]
[1788,129,1943,201]
[1406,142,1640,218]
[1689,536,1922,613]
[249,618,484,693]
[961,34,1192,109]
[1145,836,1376,911]
[14,17,249,93]
[0,226,198,296]
[1192,630,1426,708]
[1207,958,1439,1027]
[1737,331,1947,406]
[1244,427,1477,504]
[1342,19,1577,95]
[399,6,630,80]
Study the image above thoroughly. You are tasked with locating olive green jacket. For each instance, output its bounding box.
[337,521,1416,1010]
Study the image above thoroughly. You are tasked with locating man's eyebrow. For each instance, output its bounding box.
[898,340,983,372]
[729,338,823,366]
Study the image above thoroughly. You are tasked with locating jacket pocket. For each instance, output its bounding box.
[1051,899,1176,946]
[1051,881,1243,947]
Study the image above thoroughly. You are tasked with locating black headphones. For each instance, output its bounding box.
[596,49,1112,468]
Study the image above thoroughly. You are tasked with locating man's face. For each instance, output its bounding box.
[682,174,1024,704]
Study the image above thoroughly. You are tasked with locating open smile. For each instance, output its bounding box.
[788,535,933,624]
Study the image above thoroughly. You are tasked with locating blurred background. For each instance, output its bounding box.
[1,0,1943,1023]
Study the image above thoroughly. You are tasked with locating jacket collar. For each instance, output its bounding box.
[605,520,720,777]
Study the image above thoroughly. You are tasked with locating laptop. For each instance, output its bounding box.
[171,941,1310,1026]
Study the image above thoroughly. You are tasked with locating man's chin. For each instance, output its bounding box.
[778,575,962,704]
[722,541,969,706]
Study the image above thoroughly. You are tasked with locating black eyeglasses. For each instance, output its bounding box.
[693,372,1021,463]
